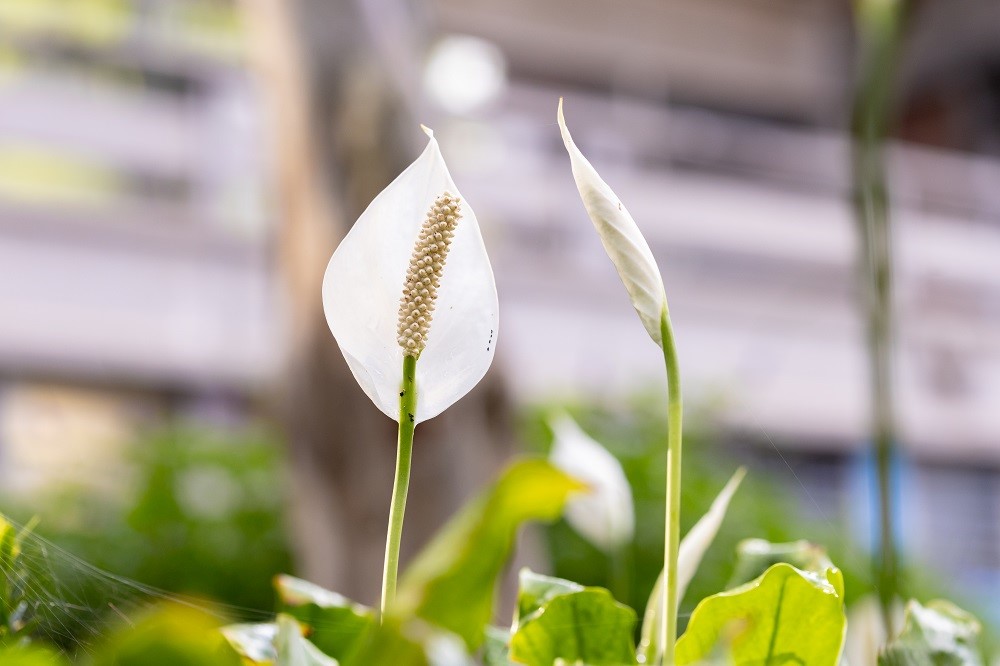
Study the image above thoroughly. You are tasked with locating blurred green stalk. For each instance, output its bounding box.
[851,0,906,635]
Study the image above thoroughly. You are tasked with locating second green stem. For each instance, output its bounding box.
[380,354,417,620]
[659,308,683,666]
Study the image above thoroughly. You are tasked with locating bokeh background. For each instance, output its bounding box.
[1,0,999,649]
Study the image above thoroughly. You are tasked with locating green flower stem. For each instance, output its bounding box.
[852,0,905,633]
[609,541,631,606]
[380,353,418,620]
[659,307,683,666]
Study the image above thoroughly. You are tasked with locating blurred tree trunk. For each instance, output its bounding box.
[241,0,515,606]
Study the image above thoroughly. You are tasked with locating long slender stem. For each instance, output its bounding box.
[852,0,905,634]
[659,308,683,666]
[380,354,417,619]
[609,541,631,605]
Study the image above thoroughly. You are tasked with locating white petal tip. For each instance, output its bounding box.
[556,99,571,142]
[420,124,435,139]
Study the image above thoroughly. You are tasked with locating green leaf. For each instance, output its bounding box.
[482,626,514,666]
[394,458,585,650]
[510,587,638,666]
[879,599,983,666]
[0,644,68,666]
[675,563,845,666]
[274,615,337,666]
[274,575,375,661]
[92,603,242,666]
[341,622,427,666]
[221,622,277,664]
[341,618,475,666]
[515,569,583,626]
[727,539,837,590]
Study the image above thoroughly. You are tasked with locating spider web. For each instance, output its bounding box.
[2,515,276,657]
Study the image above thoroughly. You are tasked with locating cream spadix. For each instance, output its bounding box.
[549,412,635,552]
[557,99,668,347]
[322,127,498,424]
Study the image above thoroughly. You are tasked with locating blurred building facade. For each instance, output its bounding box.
[0,0,273,491]
[1,0,1000,613]
[433,0,1000,610]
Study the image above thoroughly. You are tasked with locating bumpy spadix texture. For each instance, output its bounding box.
[558,99,668,347]
[397,194,461,355]
[323,127,498,424]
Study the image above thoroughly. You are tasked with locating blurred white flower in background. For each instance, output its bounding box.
[548,412,635,552]
[424,35,507,115]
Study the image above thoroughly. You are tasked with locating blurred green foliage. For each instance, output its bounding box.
[521,396,877,627]
[90,604,241,666]
[1,426,292,650]
[522,395,1000,659]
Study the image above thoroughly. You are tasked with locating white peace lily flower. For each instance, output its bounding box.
[557,98,668,347]
[549,412,635,552]
[322,126,499,424]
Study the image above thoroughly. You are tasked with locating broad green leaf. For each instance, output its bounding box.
[222,623,277,664]
[275,575,375,661]
[515,569,583,628]
[482,626,513,666]
[510,588,638,666]
[639,468,745,664]
[92,603,242,666]
[879,599,983,666]
[395,458,585,650]
[727,538,836,590]
[274,615,337,666]
[675,563,845,666]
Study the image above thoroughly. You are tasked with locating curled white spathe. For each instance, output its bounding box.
[557,99,668,347]
[322,127,499,424]
[549,412,635,552]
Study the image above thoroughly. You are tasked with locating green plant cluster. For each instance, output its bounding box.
[214,463,982,665]
[0,427,292,650]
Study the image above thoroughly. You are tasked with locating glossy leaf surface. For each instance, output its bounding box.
[510,585,637,666]
[675,563,845,666]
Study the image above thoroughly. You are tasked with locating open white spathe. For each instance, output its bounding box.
[322,127,498,424]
